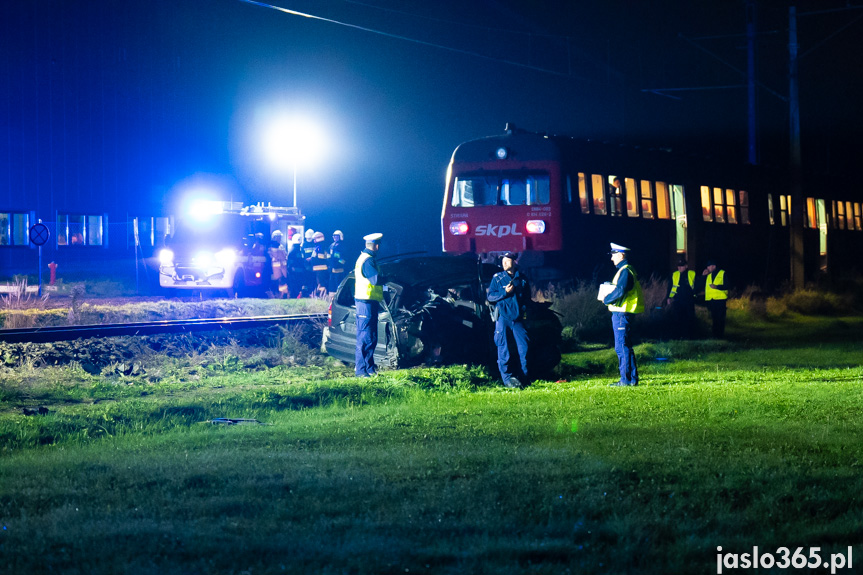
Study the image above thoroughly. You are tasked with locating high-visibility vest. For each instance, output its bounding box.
[312,246,329,272]
[354,252,383,301]
[705,270,728,301]
[670,270,695,298]
[607,264,645,314]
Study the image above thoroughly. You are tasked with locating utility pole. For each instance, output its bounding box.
[788,6,805,289]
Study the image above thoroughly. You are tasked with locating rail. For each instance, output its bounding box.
[0,313,328,344]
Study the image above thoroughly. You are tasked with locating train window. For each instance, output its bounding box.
[855,203,862,231]
[565,175,573,204]
[58,213,104,246]
[592,174,607,215]
[132,216,154,247]
[625,178,638,217]
[452,177,496,207]
[578,173,590,214]
[0,212,30,246]
[780,195,789,226]
[701,186,712,222]
[846,202,855,230]
[739,191,750,224]
[805,198,818,229]
[713,188,726,223]
[656,181,671,219]
[607,176,623,216]
[640,180,655,219]
[836,201,846,230]
[725,189,737,224]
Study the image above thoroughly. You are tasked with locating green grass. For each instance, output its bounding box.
[1,314,862,574]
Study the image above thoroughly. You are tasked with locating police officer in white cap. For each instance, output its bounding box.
[354,233,384,377]
[602,243,645,386]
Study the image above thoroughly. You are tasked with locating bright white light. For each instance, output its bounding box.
[188,199,225,222]
[159,249,174,265]
[193,251,214,268]
[449,221,469,235]
[215,249,237,265]
[262,115,326,174]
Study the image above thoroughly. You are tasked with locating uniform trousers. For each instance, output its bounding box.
[494,317,529,385]
[612,311,638,384]
[355,299,379,376]
[707,299,727,338]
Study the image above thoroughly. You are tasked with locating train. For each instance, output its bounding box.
[442,124,863,290]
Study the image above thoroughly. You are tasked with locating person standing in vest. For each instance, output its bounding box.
[328,230,347,295]
[486,251,531,388]
[666,256,696,339]
[354,233,384,377]
[702,259,729,338]
[602,243,645,386]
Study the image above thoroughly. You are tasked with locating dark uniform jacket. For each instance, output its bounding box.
[487,270,531,321]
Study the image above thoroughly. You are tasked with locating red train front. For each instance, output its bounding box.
[442,127,564,268]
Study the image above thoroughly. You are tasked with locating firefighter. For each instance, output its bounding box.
[268,230,288,298]
[602,242,645,386]
[310,231,329,298]
[287,234,305,298]
[301,228,316,297]
[328,230,346,294]
[354,233,384,377]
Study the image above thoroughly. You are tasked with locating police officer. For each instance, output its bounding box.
[328,230,346,295]
[486,251,531,388]
[602,243,645,386]
[354,233,384,378]
[702,259,729,338]
[667,256,696,338]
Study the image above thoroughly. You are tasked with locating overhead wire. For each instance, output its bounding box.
[236,0,582,79]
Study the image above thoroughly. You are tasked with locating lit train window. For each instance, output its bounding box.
[855,203,862,230]
[846,202,854,230]
[578,173,589,214]
[607,176,623,216]
[625,178,638,217]
[0,212,30,246]
[656,182,670,219]
[805,198,817,229]
[713,188,726,223]
[640,181,655,219]
[725,189,737,224]
[592,174,606,215]
[701,186,712,222]
[836,201,846,230]
[739,191,750,224]
[780,195,789,227]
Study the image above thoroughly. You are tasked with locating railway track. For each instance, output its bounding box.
[0,313,328,344]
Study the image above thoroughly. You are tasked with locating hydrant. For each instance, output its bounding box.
[48,261,58,285]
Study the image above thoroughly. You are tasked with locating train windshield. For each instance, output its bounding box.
[451,173,550,207]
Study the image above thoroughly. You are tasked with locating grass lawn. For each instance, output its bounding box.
[1,311,862,574]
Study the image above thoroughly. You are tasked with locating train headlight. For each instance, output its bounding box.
[495,147,508,160]
[525,220,546,234]
[449,221,469,235]
[215,248,237,265]
[159,249,174,265]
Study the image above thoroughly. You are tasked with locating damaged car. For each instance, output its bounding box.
[321,255,561,378]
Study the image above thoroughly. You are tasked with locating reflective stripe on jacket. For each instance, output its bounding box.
[607,264,645,313]
[705,270,728,301]
[354,251,383,301]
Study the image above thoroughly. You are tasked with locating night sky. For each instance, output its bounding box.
[3,0,862,256]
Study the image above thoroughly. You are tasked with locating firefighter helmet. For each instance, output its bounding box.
[332,230,343,240]
[313,231,325,242]
[304,228,315,241]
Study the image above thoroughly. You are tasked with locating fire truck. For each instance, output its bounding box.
[158,201,304,297]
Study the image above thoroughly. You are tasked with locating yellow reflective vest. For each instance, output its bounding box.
[354,251,383,302]
[670,270,696,298]
[705,270,728,301]
[607,264,645,314]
